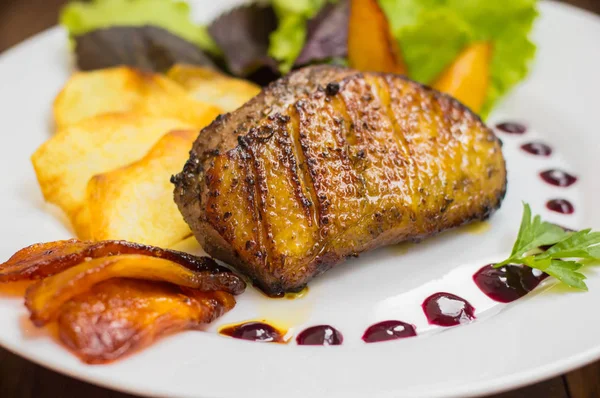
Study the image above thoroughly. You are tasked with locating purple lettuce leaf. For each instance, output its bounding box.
[74,25,218,73]
[295,0,349,67]
[208,4,279,77]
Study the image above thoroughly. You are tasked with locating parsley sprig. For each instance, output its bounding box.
[494,203,600,291]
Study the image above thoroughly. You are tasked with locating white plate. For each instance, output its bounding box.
[0,1,599,397]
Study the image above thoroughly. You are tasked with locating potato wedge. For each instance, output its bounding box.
[58,279,235,364]
[348,0,407,74]
[0,239,244,294]
[85,130,198,247]
[53,66,221,128]
[31,113,194,230]
[167,65,260,112]
[432,42,492,113]
[25,254,243,326]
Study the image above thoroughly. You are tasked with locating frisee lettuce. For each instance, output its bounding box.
[60,0,219,54]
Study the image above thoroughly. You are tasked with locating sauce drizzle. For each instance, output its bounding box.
[473,264,548,303]
[219,321,287,343]
[422,293,475,326]
[540,170,577,187]
[546,199,575,214]
[296,325,343,345]
[496,122,526,134]
[362,321,416,343]
[521,142,552,156]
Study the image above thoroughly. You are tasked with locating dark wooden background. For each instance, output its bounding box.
[0,0,599,397]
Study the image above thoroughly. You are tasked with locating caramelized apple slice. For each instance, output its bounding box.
[348,0,407,74]
[0,240,244,294]
[26,254,243,326]
[58,279,235,364]
[432,42,492,113]
[0,240,91,281]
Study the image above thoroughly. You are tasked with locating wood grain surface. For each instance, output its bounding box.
[0,0,599,397]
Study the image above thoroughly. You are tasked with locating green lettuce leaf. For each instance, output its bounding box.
[446,0,538,115]
[60,0,219,54]
[379,0,442,30]
[445,0,538,39]
[482,18,537,115]
[269,14,307,73]
[380,0,538,117]
[272,0,332,15]
[268,0,332,73]
[398,9,473,84]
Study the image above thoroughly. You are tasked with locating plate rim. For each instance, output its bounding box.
[1,1,600,398]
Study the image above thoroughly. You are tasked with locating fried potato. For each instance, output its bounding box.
[0,239,244,294]
[31,113,194,231]
[167,64,261,112]
[72,207,92,240]
[58,279,235,364]
[25,253,243,326]
[53,66,222,128]
[348,0,407,74]
[85,130,198,248]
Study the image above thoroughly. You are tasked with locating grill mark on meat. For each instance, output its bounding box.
[337,87,380,245]
[295,92,362,233]
[368,76,409,164]
[395,81,445,231]
[342,77,402,199]
[327,93,364,201]
[205,153,230,242]
[333,86,358,148]
[295,99,327,228]
[277,114,317,227]
[330,80,363,177]
[243,135,271,272]
[337,77,410,242]
[382,75,419,209]
[370,76,413,197]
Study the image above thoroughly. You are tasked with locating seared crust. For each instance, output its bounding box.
[173,66,506,295]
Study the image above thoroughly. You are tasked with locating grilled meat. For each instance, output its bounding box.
[173,65,507,296]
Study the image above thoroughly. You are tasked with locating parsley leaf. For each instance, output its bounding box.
[495,203,569,268]
[544,260,587,291]
[538,229,600,259]
[494,203,600,290]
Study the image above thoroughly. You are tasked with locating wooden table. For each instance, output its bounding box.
[0,0,599,397]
